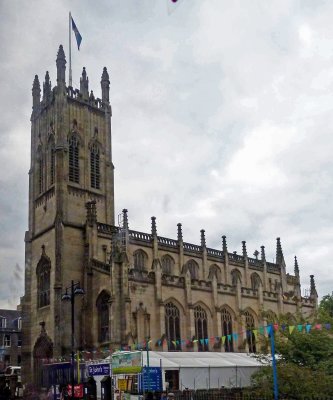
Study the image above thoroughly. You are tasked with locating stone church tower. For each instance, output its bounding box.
[22,46,318,387]
[22,45,114,384]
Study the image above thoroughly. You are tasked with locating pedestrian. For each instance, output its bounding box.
[60,386,69,400]
[47,386,54,400]
[2,384,11,400]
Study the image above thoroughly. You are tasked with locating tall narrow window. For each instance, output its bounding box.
[38,152,44,194]
[4,335,11,347]
[221,308,234,352]
[36,254,51,308]
[50,143,55,185]
[97,291,110,343]
[186,260,199,280]
[251,273,261,290]
[165,302,181,351]
[69,135,79,183]
[133,250,146,272]
[90,143,100,189]
[194,305,208,351]
[161,255,174,275]
[244,310,256,353]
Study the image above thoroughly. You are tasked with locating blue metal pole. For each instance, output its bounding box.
[269,324,279,400]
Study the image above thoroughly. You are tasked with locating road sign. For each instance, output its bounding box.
[139,367,163,392]
[87,363,110,376]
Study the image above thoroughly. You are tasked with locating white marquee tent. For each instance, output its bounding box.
[139,351,265,390]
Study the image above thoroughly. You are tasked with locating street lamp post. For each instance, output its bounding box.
[62,280,84,400]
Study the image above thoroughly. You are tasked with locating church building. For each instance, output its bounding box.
[21,46,318,385]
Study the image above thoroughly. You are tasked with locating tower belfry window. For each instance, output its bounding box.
[36,256,51,308]
[38,151,44,194]
[69,135,79,183]
[50,142,55,186]
[90,143,100,189]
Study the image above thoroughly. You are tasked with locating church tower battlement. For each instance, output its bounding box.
[29,45,114,235]
[22,45,114,384]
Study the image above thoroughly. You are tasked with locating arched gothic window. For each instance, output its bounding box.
[161,255,174,275]
[165,302,181,351]
[36,254,51,308]
[208,265,221,282]
[69,135,79,183]
[49,141,55,186]
[265,310,276,324]
[96,291,110,343]
[90,142,100,189]
[231,269,242,286]
[221,308,234,352]
[133,250,147,272]
[251,273,262,290]
[194,305,208,351]
[186,260,199,280]
[244,310,256,353]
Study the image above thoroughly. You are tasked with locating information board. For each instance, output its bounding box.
[139,367,163,392]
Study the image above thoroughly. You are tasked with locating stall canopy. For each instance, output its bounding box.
[139,351,264,389]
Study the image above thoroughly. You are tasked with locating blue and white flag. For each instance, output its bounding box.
[71,17,82,50]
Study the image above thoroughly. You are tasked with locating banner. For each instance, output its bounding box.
[112,351,142,374]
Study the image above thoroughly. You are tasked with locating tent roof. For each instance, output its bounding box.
[140,352,264,369]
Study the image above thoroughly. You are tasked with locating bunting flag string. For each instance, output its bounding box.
[47,321,333,361]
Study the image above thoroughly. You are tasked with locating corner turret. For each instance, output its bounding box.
[56,45,66,88]
[101,67,110,103]
[294,256,299,277]
[310,275,318,298]
[32,75,41,111]
[276,237,284,265]
[80,67,89,100]
[42,71,52,103]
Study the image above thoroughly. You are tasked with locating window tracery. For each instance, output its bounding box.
[186,260,199,280]
[161,255,174,275]
[96,291,110,343]
[68,134,79,183]
[194,305,208,351]
[244,310,256,353]
[221,308,234,352]
[165,302,181,350]
[133,250,147,272]
[90,142,100,189]
[36,255,51,308]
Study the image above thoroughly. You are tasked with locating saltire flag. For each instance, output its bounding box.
[71,17,82,50]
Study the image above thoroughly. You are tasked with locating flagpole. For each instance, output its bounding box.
[69,11,72,87]
[269,324,279,400]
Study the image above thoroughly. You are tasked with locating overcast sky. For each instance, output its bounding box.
[1,0,333,309]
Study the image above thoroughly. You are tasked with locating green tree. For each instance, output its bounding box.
[248,325,333,398]
[319,292,333,321]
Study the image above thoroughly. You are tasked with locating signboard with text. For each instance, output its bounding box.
[87,363,110,376]
[139,367,162,392]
